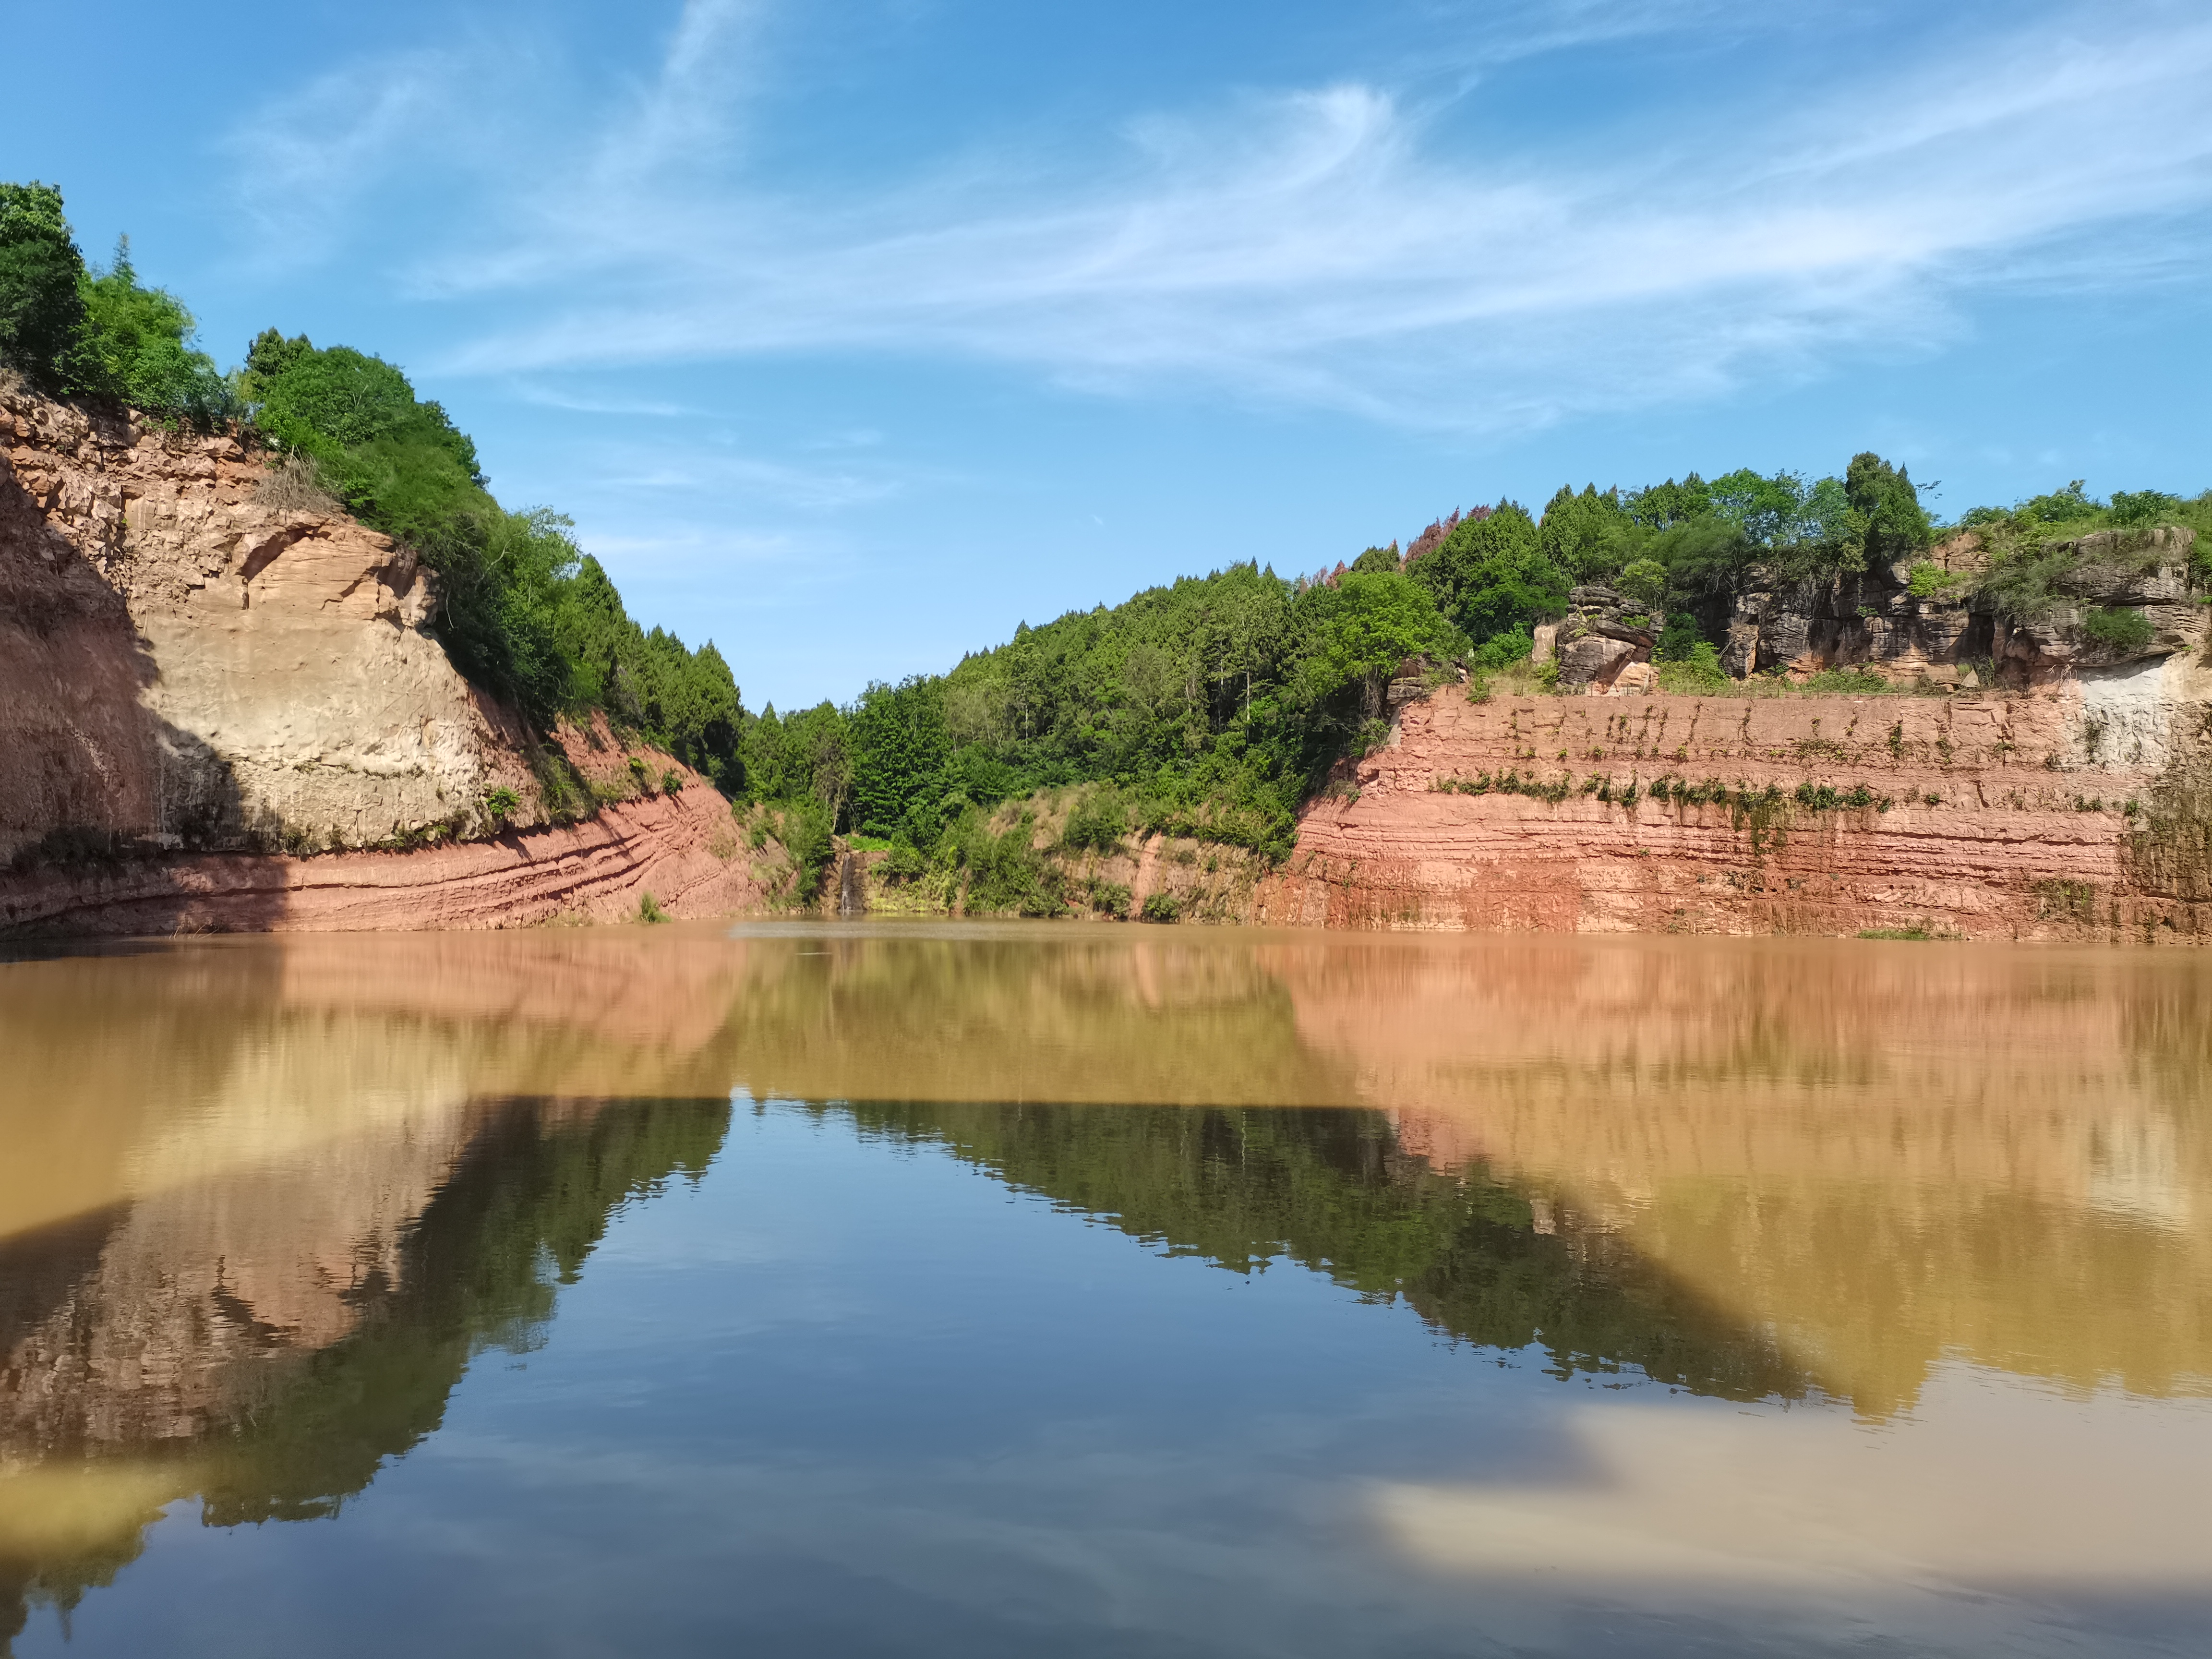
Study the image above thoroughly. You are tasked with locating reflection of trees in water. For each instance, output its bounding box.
[827,1101,1813,1403]
[0,1096,731,1653]
[14,927,2207,1648]
[718,935,1352,1106]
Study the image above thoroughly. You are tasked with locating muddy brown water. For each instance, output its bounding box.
[2,923,2208,1656]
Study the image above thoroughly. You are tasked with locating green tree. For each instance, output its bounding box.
[1650,516,1751,596]
[744,703,854,823]
[1625,474,1712,529]
[1844,451,1933,564]
[1407,503,1568,647]
[1288,570,1465,714]
[1538,484,1633,581]
[1615,558,1668,609]
[1706,468,1805,547]
[75,237,232,424]
[0,181,89,392]
[1796,475,1855,544]
[849,677,952,839]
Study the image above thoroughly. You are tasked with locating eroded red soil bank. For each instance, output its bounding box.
[0,778,766,935]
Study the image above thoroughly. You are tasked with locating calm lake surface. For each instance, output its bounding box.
[2,923,2208,1657]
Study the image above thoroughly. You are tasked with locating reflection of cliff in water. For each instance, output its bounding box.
[5,926,2211,1647]
[1278,938,2212,1416]
[0,1095,730,1653]
[826,1101,1812,1404]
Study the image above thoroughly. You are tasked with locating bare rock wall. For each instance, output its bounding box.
[1,385,539,864]
[1255,665,2212,941]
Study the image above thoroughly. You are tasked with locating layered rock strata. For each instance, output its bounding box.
[0,781,764,935]
[1255,660,2212,940]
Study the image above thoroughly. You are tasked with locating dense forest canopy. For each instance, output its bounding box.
[4,177,2209,879]
[750,563,1467,862]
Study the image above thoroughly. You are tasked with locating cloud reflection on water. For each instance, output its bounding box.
[1,925,2208,1654]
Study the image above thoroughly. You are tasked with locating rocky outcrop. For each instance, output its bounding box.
[1554,585,1658,690]
[1990,527,2204,681]
[1711,526,2203,690]
[1,382,540,866]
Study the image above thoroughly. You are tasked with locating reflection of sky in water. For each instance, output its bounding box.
[6,1103,2201,1658]
[2,928,2210,1656]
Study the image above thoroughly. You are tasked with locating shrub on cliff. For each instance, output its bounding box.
[1059,786,1130,854]
[1976,520,2195,626]
[2109,489,2183,527]
[2082,605,2154,655]
[1655,641,1730,694]
[956,810,1065,916]
[75,239,233,426]
[1959,481,2212,582]
[771,796,838,904]
[242,330,487,526]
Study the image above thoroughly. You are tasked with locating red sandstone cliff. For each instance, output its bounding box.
[1252,663,2212,941]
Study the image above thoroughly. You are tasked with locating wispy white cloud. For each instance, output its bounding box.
[229,2,2212,429]
[220,52,458,271]
[591,444,908,511]
[577,525,805,568]
[803,428,885,451]
[506,381,701,418]
[621,461,899,511]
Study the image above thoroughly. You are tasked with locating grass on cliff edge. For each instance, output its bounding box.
[1473,657,1988,702]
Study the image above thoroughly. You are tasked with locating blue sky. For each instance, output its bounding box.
[12,0,2212,709]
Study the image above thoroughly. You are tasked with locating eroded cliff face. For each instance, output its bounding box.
[0,382,540,865]
[0,386,777,932]
[1256,655,2212,940]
